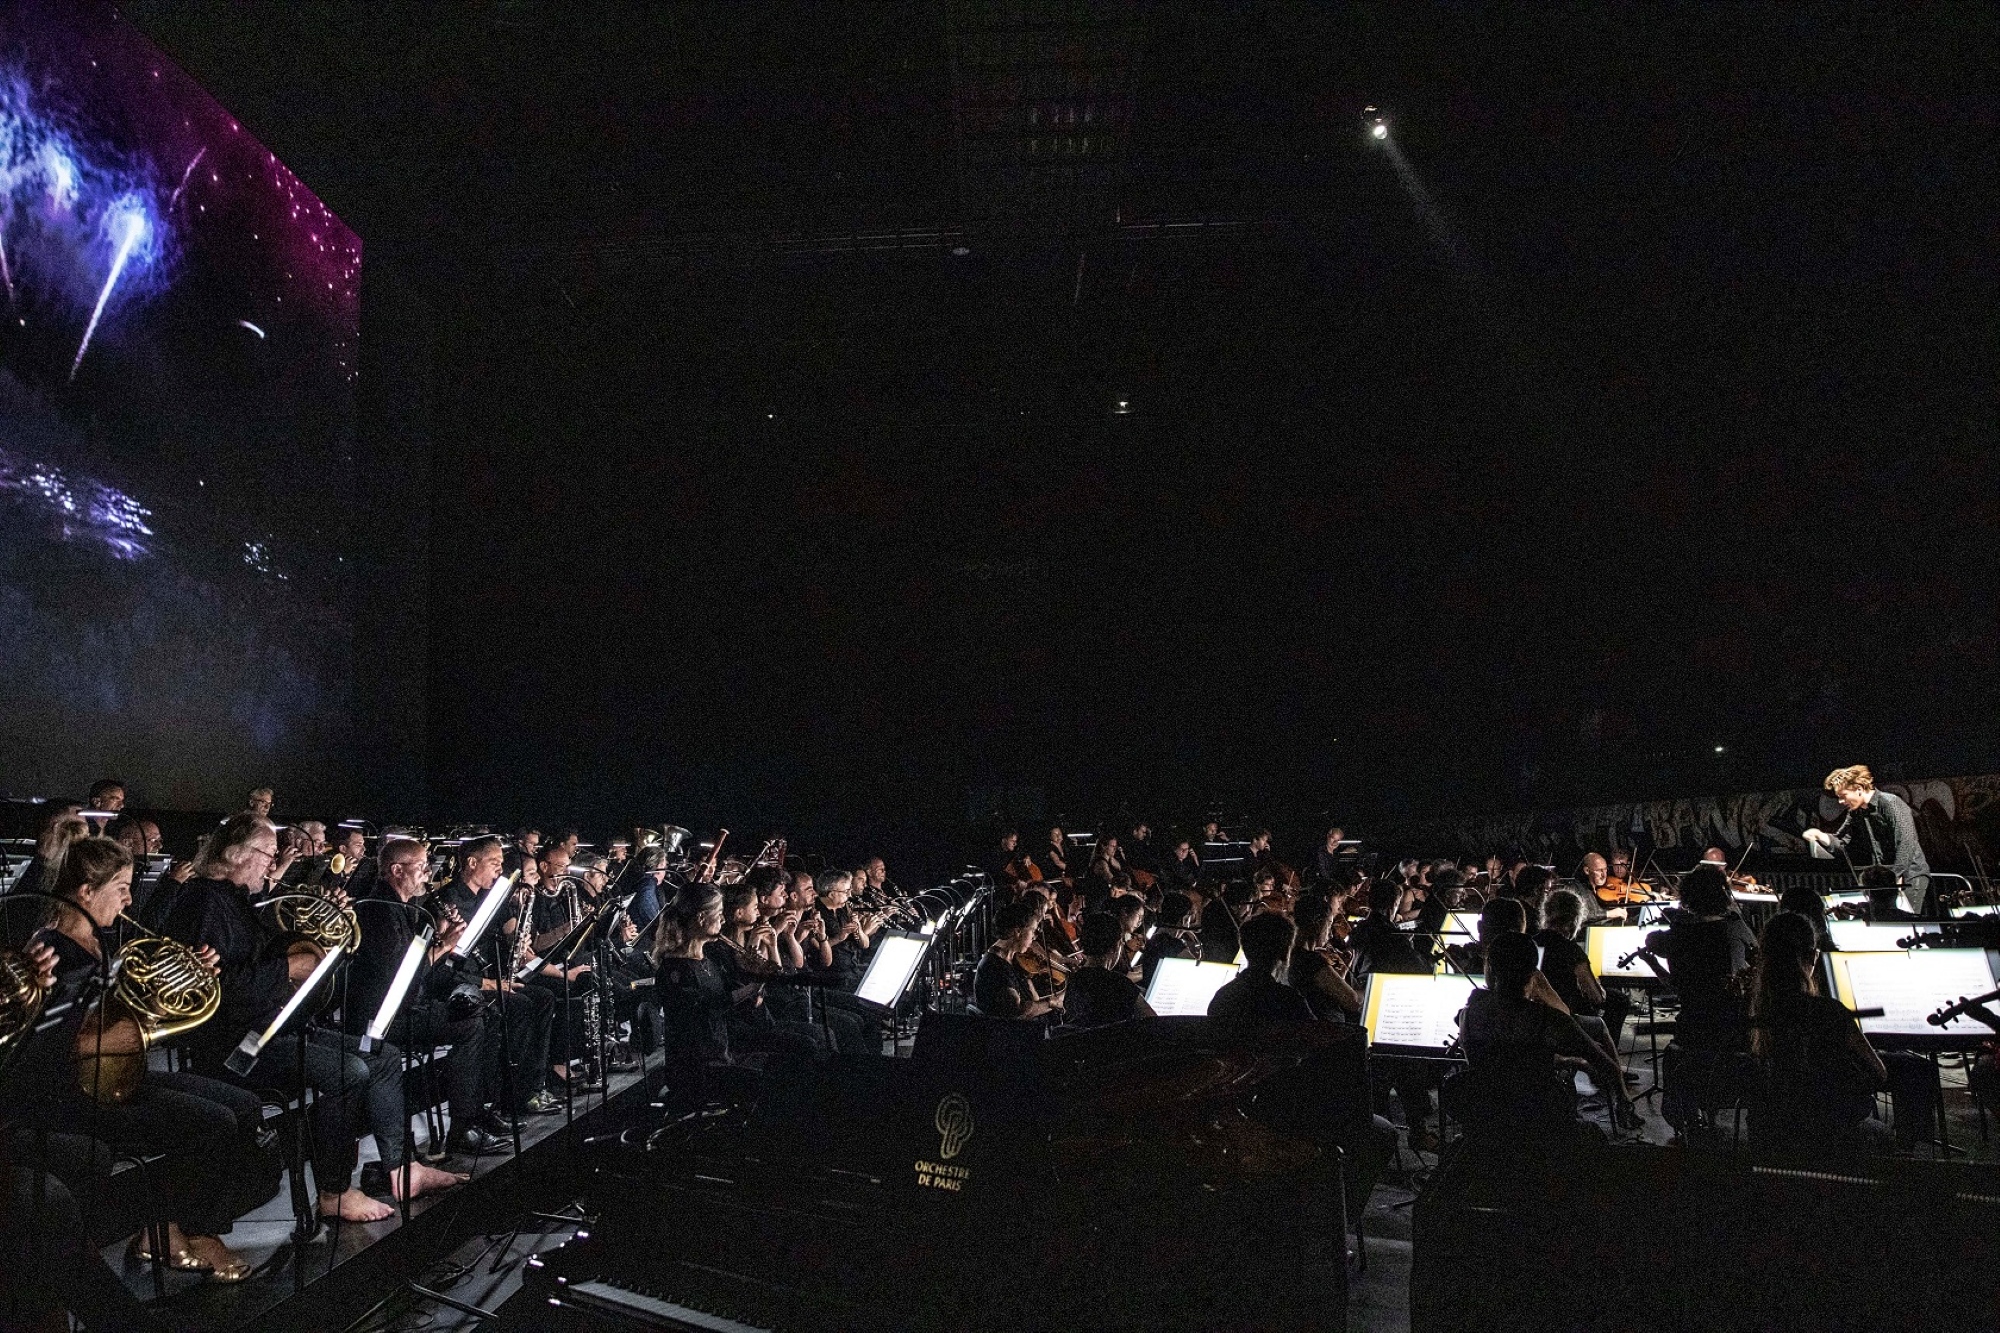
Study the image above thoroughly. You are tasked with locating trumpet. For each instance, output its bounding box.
[75,915,222,1104]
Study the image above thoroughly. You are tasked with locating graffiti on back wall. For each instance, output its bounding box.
[1403,774,2000,873]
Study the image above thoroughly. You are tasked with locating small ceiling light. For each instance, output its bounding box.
[1714,745,1726,753]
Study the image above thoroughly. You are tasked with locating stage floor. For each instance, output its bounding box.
[107,1064,650,1333]
[103,1003,1996,1333]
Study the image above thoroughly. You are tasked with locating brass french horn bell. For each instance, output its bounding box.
[74,916,222,1104]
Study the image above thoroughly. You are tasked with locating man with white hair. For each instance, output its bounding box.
[152,814,465,1220]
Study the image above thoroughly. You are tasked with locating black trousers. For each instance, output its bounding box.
[205,1025,407,1186]
[494,984,554,1106]
[525,973,594,1066]
[19,1072,278,1237]
[395,1001,495,1126]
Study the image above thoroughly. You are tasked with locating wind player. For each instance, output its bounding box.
[152,814,462,1219]
[431,835,559,1116]
[345,837,514,1155]
[1804,764,1933,916]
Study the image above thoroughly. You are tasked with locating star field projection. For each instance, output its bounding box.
[0,0,359,387]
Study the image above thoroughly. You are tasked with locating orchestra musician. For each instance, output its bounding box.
[1036,825,1071,884]
[973,900,1063,1020]
[1157,833,1200,893]
[992,829,1040,898]
[1060,913,1154,1029]
[1804,765,1933,916]
[1086,833,1127,907]
[152,814,463,1220]
[432,835,560,1117]
[345,837,513,1156]
[1138,890,1202,985]
[11,838,278,1280]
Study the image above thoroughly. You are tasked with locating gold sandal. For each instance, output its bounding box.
[127,1233,210,1273]
[183,1235,255,1283]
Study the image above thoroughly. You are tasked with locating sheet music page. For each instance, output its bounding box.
[1839,950,1997,1037]
[1587,926,1650,980]
[1143,957,1203,1017]
[1143,957,1241,1017]
[1368,976,1476,1051]
[855,934,927,1007]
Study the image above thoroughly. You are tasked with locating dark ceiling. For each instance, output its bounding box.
[125,2,1998,853]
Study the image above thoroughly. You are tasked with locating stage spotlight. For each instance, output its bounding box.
[1363,104,1389,142]
[1372,122,1388,140]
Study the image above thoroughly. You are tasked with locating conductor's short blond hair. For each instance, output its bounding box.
[1824,764,1874,794]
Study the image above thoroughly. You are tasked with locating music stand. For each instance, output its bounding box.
[1141,955,1243,1018]
[1359,973,1476,1058]
[851,929,933,1016]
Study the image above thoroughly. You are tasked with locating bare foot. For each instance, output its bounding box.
[388,1161,469,1202]
[319,1188,394,1223]
[182,1234,254,1282]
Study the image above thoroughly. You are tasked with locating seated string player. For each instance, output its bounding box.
[1061,912,1153,1029]
[972,900,1063,1021]
[1535,889,1633,1064]
[1208,912,1315,1028]
[1455,932,1639,1141]
[1138,890,1202,985]
[1746,911,1893,1151]
[1284,893,1363,1022]
[1747,911,1940,1151]
[1641,865,1756,1139]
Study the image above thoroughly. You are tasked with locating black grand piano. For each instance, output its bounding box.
[520,1015,1365,1332]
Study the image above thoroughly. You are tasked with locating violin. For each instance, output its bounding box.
[1597,876,1658,907]
[1017,940,1075,999]
[1927,986,2000,1028]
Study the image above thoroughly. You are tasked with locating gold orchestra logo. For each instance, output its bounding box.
[934,1092,974,1160]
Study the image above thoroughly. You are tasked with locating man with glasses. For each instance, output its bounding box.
[152,814,465,1221]
[346,838,514,1155]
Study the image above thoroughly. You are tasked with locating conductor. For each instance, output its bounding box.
[1803,765,1933,916]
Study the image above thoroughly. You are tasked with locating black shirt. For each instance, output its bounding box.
[1532,929,1598,1016]
[1756,990,1881,1132]
[151,876,295,1059]
[1348,916,1428,983]
[1063,966,1142,1029]
[1208,971,1315,1027]
[1647,914,1756,1048]
[432,877,522,976]
[343,888,456,1035]
[654,953,732,1063]
[973,949,1037,1018]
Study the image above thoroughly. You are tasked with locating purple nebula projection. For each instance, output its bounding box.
[0,1,362,809]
